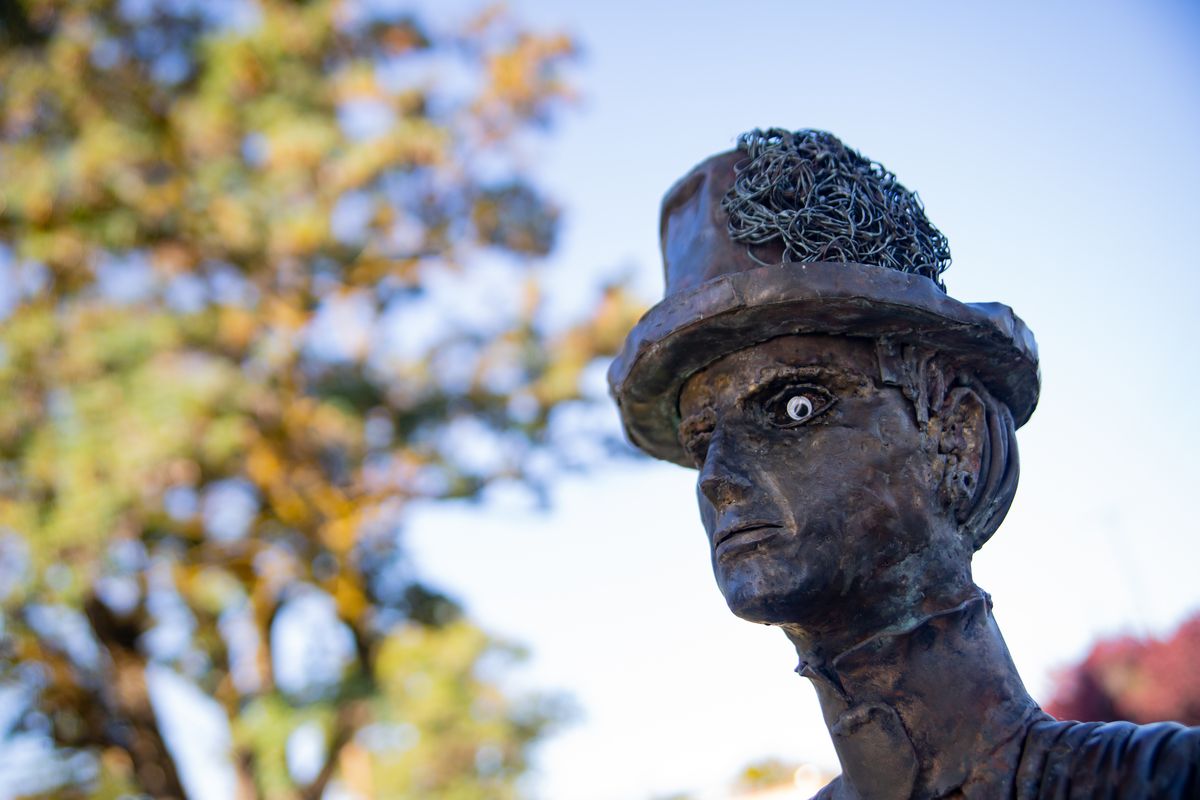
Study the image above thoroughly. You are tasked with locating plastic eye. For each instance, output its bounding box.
[763,384,834,428]
[786,395,814,421]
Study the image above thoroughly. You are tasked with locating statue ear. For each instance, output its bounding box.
[934,386,989,523]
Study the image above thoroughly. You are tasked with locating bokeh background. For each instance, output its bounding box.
[1,1,1198,799]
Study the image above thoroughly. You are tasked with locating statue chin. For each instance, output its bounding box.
[724,593,791,626]
[716,567,831,628]
[715,544,859,633]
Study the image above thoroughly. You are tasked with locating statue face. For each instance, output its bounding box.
[677,335,957,628]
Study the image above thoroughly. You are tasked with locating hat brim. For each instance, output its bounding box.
[607,261,1040,468]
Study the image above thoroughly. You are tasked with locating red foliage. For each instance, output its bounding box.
[1046,612,1200,725]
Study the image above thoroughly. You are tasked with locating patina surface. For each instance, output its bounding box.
[609,130,1200,799]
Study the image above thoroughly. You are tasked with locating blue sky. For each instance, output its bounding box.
[405,1,1200,798]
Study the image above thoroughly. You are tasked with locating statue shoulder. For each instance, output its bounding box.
[1016,718,1200,799]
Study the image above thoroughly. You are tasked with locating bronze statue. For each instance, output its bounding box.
[608,129,1200,799]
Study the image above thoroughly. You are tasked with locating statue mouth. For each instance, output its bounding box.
[713,521,784,559]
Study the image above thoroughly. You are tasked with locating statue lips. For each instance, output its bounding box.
[713,520,784,560]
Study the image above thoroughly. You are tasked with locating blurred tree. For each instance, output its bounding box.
[729,757,835,798]
[734,757,801,792]
[0,0,642,797]
[1045,611,1200,726]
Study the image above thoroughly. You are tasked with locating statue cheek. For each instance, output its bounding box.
[866,401,927,451]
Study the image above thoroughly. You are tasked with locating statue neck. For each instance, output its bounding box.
[788,592,1044,799]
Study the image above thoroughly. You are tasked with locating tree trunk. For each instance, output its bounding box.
[84,595,190,800]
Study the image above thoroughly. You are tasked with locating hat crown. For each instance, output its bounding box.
[660,129,953,300]
[660,151,780,295]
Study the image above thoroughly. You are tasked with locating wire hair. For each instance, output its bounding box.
[723,128,951,291]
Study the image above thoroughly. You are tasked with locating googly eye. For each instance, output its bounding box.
[786,395,814,421]
[763,384,835,428]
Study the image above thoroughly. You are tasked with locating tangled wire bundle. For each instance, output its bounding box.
[722,128,951,291]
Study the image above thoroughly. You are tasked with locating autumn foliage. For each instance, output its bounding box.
[1045,612,1200,726]
[0,1,642,797]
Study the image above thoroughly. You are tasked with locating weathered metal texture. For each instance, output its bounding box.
[609,131,1200,799]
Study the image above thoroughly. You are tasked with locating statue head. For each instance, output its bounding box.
[608,130,1039,643]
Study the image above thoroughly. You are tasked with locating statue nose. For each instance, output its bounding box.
[699,472,751,508]
[698,441,753,508]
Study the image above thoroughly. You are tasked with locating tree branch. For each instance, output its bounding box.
[234,747,263,800]
[300,702,365,800]
[0,0,49,47]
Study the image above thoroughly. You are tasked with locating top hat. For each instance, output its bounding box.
[607,134,1040,468]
